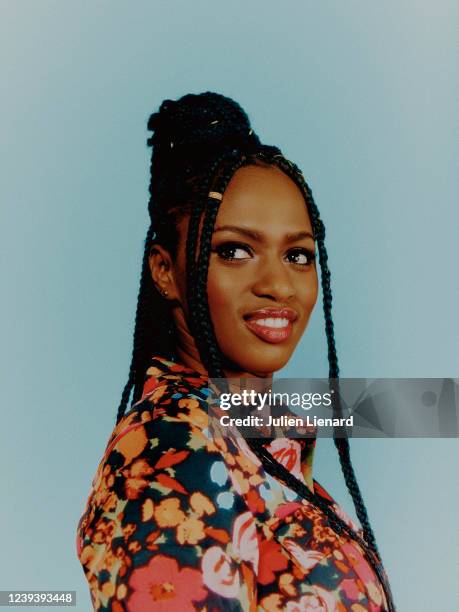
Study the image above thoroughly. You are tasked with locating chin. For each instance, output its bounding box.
[222,345,295,377]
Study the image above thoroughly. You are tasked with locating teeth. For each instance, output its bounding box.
[252,317,289,328]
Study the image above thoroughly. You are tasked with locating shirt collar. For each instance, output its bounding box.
[141,355,209,399]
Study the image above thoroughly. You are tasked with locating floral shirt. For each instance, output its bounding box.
[77,356,389,611]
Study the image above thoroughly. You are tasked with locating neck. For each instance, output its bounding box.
[173,307,274,383]
[175,345,274,390]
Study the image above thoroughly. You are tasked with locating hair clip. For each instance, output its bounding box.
[210,120,219,125]
[248,129,253,135]
[208,191,223,201]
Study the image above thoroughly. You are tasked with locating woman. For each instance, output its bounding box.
[76,92,395,611]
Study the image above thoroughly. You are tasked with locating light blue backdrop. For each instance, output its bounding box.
[1,1,457,610]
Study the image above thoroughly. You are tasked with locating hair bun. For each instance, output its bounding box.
[147,91,260,152]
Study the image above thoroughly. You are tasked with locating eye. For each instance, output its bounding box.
[286,248,316,267]
[213,242,252,261]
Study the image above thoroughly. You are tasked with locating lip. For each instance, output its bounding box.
[243,307,298,322]
[242,307,298,344]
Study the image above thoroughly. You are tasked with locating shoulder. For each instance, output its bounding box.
[103,381,214,476]
[139,355,209,403]
[76,385,258,611]
[102,364,211,461]
[76,380,232,548]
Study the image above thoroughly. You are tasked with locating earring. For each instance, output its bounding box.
[161,288,169,297]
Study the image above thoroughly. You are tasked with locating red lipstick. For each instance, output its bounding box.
[243,308,298,344]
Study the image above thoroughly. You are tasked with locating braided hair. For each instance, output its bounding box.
[115,91,395,610]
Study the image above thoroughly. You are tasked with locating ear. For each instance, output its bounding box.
[148,243,180,300]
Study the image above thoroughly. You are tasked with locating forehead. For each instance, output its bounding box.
[216,164,312,230]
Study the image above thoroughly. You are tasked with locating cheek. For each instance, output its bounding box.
[206,267,241,325]
[299,271,319,319]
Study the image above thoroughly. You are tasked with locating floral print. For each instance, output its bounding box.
[77,356,389,611]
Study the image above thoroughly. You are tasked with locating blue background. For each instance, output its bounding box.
[1,1,457,610]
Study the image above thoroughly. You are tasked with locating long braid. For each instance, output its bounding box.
[316,227,380,555]
[116,224,155,424]
[275,161,381,555]
[190,154,245,375]
[262,154,380,552]
[185,152,239,342]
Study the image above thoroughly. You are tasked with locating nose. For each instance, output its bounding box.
[251,257,295,302]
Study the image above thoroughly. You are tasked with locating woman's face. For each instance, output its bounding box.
[151,164,319,377]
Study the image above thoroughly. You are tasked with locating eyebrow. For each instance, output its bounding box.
[213,224,315,243]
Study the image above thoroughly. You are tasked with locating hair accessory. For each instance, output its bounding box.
[208,191,223,201]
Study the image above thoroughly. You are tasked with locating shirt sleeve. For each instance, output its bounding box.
[77,410,259,612]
